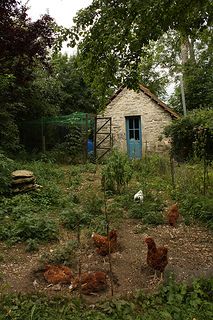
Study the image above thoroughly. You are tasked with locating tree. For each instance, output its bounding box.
[173,27,213,113]
[0,0,56,84]
[68,0,212,104]
[51,54,100,114]
[0,0,57,153]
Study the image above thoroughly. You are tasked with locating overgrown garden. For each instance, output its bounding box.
[0,0,213,318]
[0,149,213,318]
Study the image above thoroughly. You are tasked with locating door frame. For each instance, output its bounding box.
[125,115,142,159]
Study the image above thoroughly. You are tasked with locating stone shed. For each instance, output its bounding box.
[98,84,179,159]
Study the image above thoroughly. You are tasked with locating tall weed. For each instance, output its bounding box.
[102,149,133,193]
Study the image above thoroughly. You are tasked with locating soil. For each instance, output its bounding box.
[0,219,212,302]
[0,168,212,302]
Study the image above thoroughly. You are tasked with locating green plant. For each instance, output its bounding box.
[40,240,78,267]
[102,149,133,193]
[0,278,212,319]
[25,239,39,252]
[32,183,65,207]
[0,214,59,243]
[128,193,165,225]
[178,194,213,230]
[0,152,15,194]
[164,109,213,162]
[83,192,104,216]
[60,205,92,230]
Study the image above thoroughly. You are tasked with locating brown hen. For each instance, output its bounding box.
[44,264,73,284]
[144,237,168,282]
[92,229,117,256]
[167,203,180,227]
[70,271,107,295]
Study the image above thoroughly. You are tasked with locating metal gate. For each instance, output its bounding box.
[94,116,112,161]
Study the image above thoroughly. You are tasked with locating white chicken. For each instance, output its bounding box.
[134,190,144,203]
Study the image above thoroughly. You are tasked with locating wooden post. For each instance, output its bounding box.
[170,154,175,190]
[103,181,114,297]
[84,113,88,163]
[41,117,46,153]
[94,115,97,160]
[77,222,82,299]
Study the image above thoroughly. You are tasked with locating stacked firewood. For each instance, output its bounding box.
[11,170,37,193]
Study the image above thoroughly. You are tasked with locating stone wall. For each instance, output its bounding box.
[99,88,173,155]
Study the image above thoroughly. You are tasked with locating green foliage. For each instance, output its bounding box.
[83,192,104,216]
[128,193,165,225]
[0,152,15,194]
[68,0,211,102]
[0,213,59,244]
[25,239,39,252]
[40,240,78,267]
[0,1,59,154]
[169,27,213,113]
[57,125,85,163]
[60,205,91,230]
[164,109,213,161]
[102,150,133,193]
[51,53,100,114]
[176,194,213,230]
[32,183,66,207]
[0,278,212,319]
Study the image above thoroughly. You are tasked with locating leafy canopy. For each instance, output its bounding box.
[69,0,212,101]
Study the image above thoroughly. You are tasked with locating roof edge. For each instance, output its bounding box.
[106,84,180,119]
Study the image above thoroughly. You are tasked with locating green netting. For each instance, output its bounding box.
[21,113,95,154]
[26,112,95,127]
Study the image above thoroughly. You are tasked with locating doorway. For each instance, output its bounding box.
[126,116,142,159]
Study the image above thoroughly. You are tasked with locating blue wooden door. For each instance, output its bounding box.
[126,116,142,159]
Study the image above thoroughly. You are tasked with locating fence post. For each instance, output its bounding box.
[170,154,176,190]
[41,117,46,153]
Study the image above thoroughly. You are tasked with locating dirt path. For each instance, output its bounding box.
[0,219,212,301]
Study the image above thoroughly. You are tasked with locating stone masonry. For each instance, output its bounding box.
[99,87,177,156]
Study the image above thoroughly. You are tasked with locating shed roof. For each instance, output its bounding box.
[107,84,180,119]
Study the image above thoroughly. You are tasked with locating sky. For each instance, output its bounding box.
[22,0,92,54]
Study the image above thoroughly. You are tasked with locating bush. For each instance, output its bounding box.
[128,193,165,225]
[102,149,133,193]
[60,205,92,230]
[0,152,15,194]
[179,194,213,230]
[40,240,78,267]
[0,213,59,243]
[0,278,212,319]
[164,109,213,162]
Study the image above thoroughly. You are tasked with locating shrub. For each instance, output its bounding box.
[60,205,92,230]
[164,109,213,162]
[0,214,59,243]
[83,192,104,216]
[128,193,165,225]
[102,149,133,193]
[0,152,15,194]
[179,194,213,230]
[40,240,78,267]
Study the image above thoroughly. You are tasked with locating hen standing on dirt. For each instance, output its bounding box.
[92,229,117,256]
[144,237,168,282]
[167,203,180,227]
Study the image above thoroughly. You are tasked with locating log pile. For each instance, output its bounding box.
[11,170,37,193]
